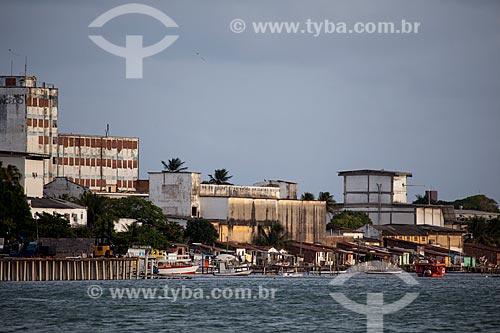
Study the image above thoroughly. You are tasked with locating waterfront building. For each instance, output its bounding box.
[29,197,87,227]
[336,169,457,227]
[0,75,140,196]
[148,172,326,244]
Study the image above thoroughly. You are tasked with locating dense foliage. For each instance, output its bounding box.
[466,217,500,247]
[184,218,219,244]
[328,211,372,230]
[161,158,188,172]
[208,169,233,185]
[413,194,499,213]
[0,163,35,242]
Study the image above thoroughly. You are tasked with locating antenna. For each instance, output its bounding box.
[24,56,28,76]
[105,124,109,137]
[10,60,13,76]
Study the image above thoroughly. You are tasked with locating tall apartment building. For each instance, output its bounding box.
[0,75,139,195]
[55,133,139,192]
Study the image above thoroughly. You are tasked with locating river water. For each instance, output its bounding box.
[1,273,499,332]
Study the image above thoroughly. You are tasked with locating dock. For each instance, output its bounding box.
[0,257,138,282]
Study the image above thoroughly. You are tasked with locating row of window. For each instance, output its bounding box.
[66,177,135,189]
[53,157,137,169]
[28,118,57,128]
[58,137,138,150]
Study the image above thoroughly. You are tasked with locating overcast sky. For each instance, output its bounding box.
[1,0,499,203]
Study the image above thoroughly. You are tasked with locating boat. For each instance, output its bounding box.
[365,270,402,275]
[415,261,446,277]
[278,267,303,277]
[213,254,252,276]
[157,254,199,275]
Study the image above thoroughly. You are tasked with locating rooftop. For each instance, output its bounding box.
[29,197,85,210]
[338,169,413,177]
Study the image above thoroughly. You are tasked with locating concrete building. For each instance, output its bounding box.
[149,172,326,244]
[55,133,139,192]
[253,180,298,199]
[0,75,140,196]
[43,177,88,199]
[337,169,456,227]
[360,224,465,253]
[29,197,87,227]
[0,75,58,196]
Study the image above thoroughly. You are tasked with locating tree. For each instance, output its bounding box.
[413,193,437,205]
[184,218,218,244]
[255,223,289,248]
[301,192,315,201]
[328,211,372,230]
[35,213,76,238]
[0,162,34,241]
[446,195,499,213]
[77,191,112,231]
[161,158,188,172]
[208,169,233,185]
[466,217,500,246]
[318,191,336,214]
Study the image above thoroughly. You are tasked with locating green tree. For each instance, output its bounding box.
[77,191,111,230]
[466,217,500,246]
[446,195,499,213]
[413,193,437,205]
[301,192,315,201]
[161,158,188,172]
[35,213,76,238]
[208,169,233,185]
[328,211,372,230]
[184,218,218,244]
[0,162,34,241]
[255,223,289,248]
[318,191,336,214]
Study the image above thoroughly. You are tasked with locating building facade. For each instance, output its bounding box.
[0,75,139,196]
[337,169,455,227]
[149,172,326,244]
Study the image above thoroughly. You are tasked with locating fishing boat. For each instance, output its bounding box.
[157,254,199,275]
[213,254,252,276]
[415,261,446,277]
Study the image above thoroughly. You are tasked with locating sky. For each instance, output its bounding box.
[1,0,499,203]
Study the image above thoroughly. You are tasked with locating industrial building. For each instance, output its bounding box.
[0,75,139,196]
[336,169,457,227]
[149,172,326,244]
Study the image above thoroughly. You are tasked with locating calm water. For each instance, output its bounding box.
[1,273,499,332]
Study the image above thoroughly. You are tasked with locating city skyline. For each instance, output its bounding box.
[1,0,499,203]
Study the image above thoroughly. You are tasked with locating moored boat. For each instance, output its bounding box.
[415,261,446,277]
[157,255,199,275]
[213,254,252,276]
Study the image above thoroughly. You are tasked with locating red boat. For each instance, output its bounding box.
[415,261,446,277]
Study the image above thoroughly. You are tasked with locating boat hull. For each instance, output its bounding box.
[415,263,446,277]
[213,269,253,277]
[157,265,200,275]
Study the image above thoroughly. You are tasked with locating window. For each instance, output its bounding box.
[413,236,418,241]
[52,157,57,164]
[191,206,198,217]
[53,136,58,144]
[52,120,57,128]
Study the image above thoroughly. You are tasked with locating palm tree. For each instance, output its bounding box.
[208,169,233,185]
[255,223,288,248]
[318,191,336,215]
[161,158,188,172]
[301,192,315,201]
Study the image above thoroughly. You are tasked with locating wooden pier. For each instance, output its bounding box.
[0,257,138,282]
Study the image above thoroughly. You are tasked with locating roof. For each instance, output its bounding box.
[455,210,500,216]
[338,169,412,177]
[29,197,85,209]
[464,243,500,253]
[44,177,88,190]
[373,224,465,236]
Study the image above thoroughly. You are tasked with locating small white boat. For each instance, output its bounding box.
[157,255,199,275]
[279,271,304,277]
